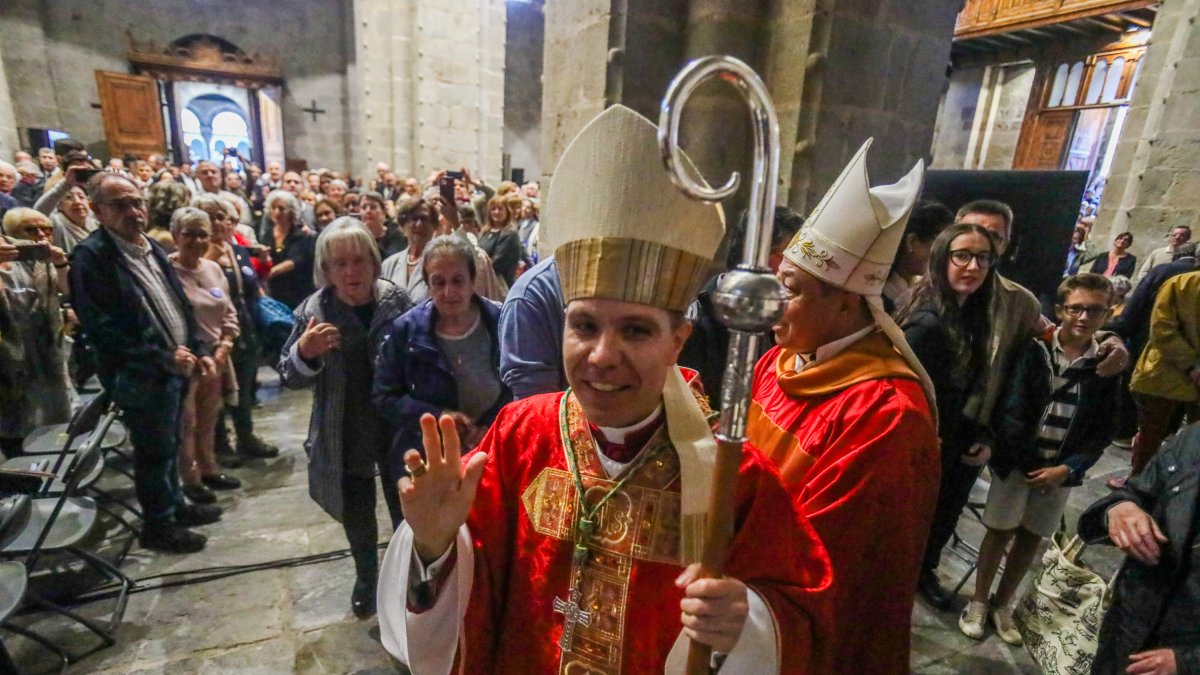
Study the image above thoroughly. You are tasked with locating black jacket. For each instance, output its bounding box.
[1089,252,1138,278]
[678,274,772,406]
[990,333,1119,487]
[1109,257,1198,359]
[1078,424,1200,675]
[902,306,988,458]
[69,227,208,410]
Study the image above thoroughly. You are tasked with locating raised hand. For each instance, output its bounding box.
[297,317,341,360]
[399,414,488,564]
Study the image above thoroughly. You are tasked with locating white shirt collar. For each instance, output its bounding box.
[1051,328,1099,362]
[793,324,876,372]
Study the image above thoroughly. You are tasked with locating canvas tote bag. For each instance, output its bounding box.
[1013,532,1114,675]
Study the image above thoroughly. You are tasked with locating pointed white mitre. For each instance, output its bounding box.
[784,139,925,296]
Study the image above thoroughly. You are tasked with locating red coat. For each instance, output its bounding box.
[749,334,940,674]
[453,383,833,673]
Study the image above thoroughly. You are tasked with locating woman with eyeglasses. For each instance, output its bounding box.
[169,207,242,504]
[895,222,1000,612]
[380,198,438,303]
[0,208,72,458]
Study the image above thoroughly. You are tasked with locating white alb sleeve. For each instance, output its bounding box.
[664,586,779,674]
[377,522,474,675]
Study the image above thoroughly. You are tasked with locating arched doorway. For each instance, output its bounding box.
[117,33,285,167]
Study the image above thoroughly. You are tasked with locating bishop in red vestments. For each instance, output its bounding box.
[377,105,834,674]
[746,140,941,673]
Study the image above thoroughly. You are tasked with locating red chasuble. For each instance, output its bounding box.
[748,333,940,674]
[453,375,832,674]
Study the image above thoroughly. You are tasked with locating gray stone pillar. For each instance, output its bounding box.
[352,0,506,182]
[1094,0,1200,259]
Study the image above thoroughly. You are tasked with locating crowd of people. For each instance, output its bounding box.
[1,106,1198,673]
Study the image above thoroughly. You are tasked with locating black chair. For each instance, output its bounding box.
[0,393,134,663]
[0,495,69,674]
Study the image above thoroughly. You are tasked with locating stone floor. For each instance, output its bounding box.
[4,368,1132,674]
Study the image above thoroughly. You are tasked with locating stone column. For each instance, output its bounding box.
[0,41,20,159]
[352,0,506,183]
[1094,0,1200,258]
[539,0,961,224]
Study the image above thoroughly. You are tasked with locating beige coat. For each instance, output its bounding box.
[1132,270,1200,402]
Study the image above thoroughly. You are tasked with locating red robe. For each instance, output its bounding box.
[448,383,833,673]
[748,333,940,674]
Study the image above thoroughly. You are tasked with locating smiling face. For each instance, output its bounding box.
[1113,233,1133,252]
[772,258,867,353]
[563,298,691,428]
[1056,287,1111,343]
[174,216,212,260]
[200,203,232,243]
[946,231,993,302]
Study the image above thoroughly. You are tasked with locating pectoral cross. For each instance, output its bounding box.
[553,587,592,652]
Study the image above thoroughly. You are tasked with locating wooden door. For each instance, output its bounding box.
[95,71,166,159]
[1013,109,1073,169]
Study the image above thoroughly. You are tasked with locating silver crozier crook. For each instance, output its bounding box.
[658,56,788,674]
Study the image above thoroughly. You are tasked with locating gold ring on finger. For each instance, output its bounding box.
[407,462,428,479]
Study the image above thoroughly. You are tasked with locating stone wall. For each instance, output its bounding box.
[353,0,506,183]
[931,63,1035,170]
[504,0,544,182]
[0,0,355,169]
[1094,0,1200,260]
[790,0,962,212]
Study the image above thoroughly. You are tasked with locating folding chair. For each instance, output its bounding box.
[0,394,134,663]
[947,475,995,595]
[2,397,142,533]
[0,495,69,674]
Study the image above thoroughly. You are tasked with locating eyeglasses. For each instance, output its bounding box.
[179,230,211,240]
[949,249,994,269]
[21,225,54,235]
[98,198,146,211]
[1060,304,1109,318]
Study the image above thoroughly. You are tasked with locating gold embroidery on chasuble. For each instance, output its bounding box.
[519,394,683,675]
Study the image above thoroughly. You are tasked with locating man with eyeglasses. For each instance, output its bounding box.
[961,272,1121,643]
[69,173,222,554]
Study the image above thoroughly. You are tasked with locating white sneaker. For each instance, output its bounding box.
[959,600,987,639]
[991,605,1023,646]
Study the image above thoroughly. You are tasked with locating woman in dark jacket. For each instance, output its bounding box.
[477,194,523,287]
[896,222,999,611]
[278,217,412,618]
[373,235,511,473]
[1089,231,1137,278]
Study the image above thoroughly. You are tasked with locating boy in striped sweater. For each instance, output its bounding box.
[960,273,1121,644]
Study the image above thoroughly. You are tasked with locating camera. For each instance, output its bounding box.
[14,243,51,263]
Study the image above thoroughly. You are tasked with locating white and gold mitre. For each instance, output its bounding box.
[784,139,925,296]
[547,105,725,313]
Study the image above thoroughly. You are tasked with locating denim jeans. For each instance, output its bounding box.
[121,375,187,526]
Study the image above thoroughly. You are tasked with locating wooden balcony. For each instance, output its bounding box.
[956,0,1158,40]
